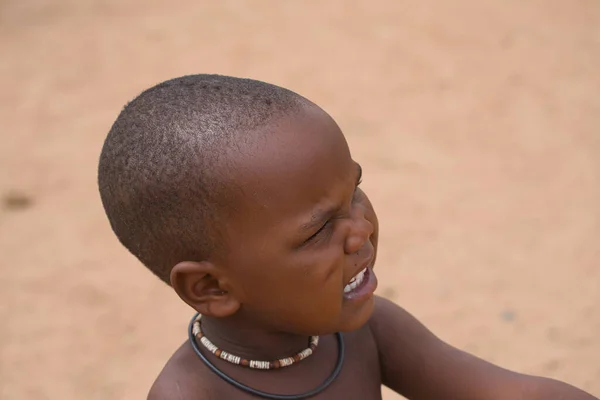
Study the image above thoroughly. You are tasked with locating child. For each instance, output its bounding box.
[98,75,597,399]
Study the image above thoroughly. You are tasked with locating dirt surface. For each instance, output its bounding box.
[1,1,599,399]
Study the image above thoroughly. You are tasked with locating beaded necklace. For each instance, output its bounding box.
[188,313,345,399]
[192,314,319,369]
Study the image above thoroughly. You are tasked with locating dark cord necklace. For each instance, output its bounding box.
[188,313,345,399]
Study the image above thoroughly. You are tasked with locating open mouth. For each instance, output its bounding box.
[344,267,368,293]
[342,256,378,301]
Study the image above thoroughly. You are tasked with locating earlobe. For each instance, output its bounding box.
[170,261,240,318]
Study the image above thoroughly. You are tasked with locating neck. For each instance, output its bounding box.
[200,315,312,361]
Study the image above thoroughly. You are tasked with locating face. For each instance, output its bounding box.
[220,105,379,335]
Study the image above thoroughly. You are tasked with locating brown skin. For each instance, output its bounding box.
[149,105,597,399]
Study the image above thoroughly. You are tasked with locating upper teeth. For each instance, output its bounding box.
[344,268,367,293]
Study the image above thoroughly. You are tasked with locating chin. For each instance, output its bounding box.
[336,295,375,332]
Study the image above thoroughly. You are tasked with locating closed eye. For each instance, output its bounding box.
[306,220,329,242]
[301,163,363,245]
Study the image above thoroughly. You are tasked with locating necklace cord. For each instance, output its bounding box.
[188,313,345,400]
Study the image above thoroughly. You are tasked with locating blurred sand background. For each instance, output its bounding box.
[1,1,599,399]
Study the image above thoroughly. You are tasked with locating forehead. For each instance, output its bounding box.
[230,106,354,225]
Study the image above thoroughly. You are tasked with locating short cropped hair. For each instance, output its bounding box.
[98,74,308,283]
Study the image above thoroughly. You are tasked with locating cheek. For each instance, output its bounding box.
[271,250,346,311]
[360,195,379,258]
[239,248,341,296]
[357,193,379,234]
[368,208,379,241]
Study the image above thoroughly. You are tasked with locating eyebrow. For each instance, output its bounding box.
[299,163,362,233]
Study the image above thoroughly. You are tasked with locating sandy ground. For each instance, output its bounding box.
[1,1,599,399]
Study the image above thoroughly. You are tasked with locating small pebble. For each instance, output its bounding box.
[501,310,516,322]
[2,192,33,211]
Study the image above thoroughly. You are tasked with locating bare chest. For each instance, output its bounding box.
[190,330,382,400]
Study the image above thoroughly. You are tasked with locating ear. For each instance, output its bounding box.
[170,261,240,318]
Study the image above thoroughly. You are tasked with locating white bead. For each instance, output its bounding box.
[248,360,264,369]
[299,348,312,360]
[200,337,217,353]
[279,357,294,367]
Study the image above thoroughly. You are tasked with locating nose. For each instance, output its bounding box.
[344,205,374,255]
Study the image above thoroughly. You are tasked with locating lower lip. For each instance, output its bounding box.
[343,266,378,302]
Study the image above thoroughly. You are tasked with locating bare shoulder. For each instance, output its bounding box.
[368,294,526,398]
[368,295,598,400]
[147,341,220,400]
[368,295,445,372]
[369,295,415,329]
[368,295,434,349]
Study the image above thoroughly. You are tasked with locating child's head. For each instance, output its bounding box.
[98,75,379,335]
